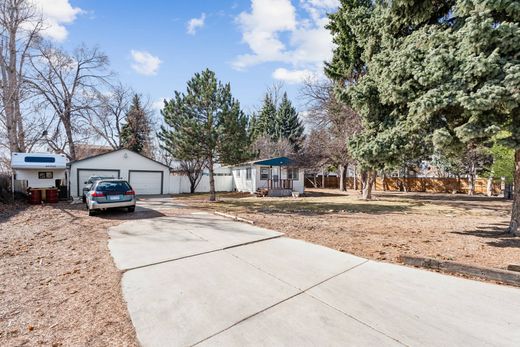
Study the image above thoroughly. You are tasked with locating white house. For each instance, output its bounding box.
[69,149,171,197]
[11,152,69,193]
[231,157,304,196]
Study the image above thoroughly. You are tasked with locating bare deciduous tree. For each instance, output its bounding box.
[172,159,206,194]
[252,134,294,159]
[29,43,111,160]
[300,78,362,191]
[81,82,132,149]
[0,0,43,153]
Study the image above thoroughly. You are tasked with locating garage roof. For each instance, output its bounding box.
[69,148,171,169]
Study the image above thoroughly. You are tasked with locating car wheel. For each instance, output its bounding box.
[127,206,135,213]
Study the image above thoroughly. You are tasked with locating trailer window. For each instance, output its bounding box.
[25,156,55,163]
[246,168,252,180]
[38,172,53,179]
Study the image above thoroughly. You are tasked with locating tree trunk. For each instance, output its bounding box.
[362,170,376,200]
[486,174,494,197]
[63,112,76,160]
[403,167,409,193]
[468,160,476,195]
[360,169,366,194]
[382,171,387,192]
[321,167,325,188]
[468,174,475,196]
[353,165,358,191]
[508,149,520,236]
[3,27,22,153]
[189,177,196,194]
[339,164,347,192]
[208,156,216,201]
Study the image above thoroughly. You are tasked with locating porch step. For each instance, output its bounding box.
[256,188,269,197]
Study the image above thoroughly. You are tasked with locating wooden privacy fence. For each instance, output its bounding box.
[305,176,502,195]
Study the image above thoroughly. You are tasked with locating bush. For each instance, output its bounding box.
[0,173,12,203]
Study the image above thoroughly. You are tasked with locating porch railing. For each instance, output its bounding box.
[267,178,293,190]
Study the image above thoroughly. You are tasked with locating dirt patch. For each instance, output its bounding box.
[176,189,518,272]
[0,201,183,346]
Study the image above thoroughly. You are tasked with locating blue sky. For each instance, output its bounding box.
[39,0,338,116]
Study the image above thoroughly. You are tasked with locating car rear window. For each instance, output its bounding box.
[96,181,131,192]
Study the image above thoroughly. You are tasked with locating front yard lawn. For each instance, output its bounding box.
[0,202,143,346]
[175,189,519,272]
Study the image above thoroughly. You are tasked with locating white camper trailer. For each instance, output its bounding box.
[11,152,69,196]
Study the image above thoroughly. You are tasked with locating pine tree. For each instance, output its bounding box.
[159,69,249,201]
[255,93,277,139]
[120,94,152,155]
[218,100,253,165]
[327,0,520,232]
[275,92,305,153]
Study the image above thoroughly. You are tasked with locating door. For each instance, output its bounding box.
[77,169,119,197]
[129,170,163,195]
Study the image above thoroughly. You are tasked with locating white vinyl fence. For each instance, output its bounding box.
[168,173,234,194]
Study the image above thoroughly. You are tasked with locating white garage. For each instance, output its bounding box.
[69,149,170,197]
[128,170,164,195]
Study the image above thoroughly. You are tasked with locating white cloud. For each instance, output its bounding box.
[32,0,82,41]
[233,0,338,83]
[130,50,162,76]
[187,13,206,35]
[233,0,296,70]
[152,98,167,111]
[272,68,313,84]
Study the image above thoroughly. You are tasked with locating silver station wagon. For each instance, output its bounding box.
[85,179,136,216]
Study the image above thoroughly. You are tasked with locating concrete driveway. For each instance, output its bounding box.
[108,211,520,347]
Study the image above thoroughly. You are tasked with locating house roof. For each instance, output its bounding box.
[69,148,171,169]
[231,156,298,167]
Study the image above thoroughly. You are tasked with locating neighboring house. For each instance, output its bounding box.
[74,144,113,160]
[230,157,304,196]
[69,149,171,197]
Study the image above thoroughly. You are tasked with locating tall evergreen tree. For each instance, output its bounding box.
[275,92,305,152]
[327,0,520,233]
[120,94,152,156]
[159,69,249,201]
[255,93,277,139]
[218,101,253,165]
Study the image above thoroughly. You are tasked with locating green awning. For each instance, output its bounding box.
[253,157,295,166]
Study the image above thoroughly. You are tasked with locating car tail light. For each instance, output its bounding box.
[125,190,135,196]
[91,191,105,197]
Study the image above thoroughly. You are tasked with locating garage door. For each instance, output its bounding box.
[77,169,119,196]
[129,171,163,195]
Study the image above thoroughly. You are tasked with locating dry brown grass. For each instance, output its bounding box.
[0,202,143,347]
[176,189,519,271]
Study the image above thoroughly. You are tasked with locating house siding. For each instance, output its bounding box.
[69,149,170,197]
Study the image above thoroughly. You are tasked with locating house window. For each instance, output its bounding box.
[246,167,252,180]
[38,171,53,179]
[260,167,270,180]
[236,169,240,178]
[287,168,299,180]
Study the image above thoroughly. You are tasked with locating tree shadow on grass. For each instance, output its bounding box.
[451,223,520,248]
[303,190,350,198]
[377,192,511,214]
[221,200,411,216]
